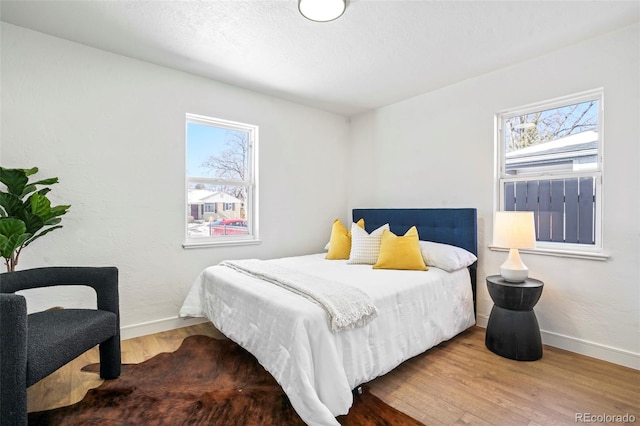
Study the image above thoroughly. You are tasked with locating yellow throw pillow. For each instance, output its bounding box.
[373,226,428,271]
[326,218,364,260]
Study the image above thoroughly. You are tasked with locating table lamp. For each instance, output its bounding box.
[493,211,536,282]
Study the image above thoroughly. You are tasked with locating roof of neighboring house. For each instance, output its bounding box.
[506,130,597,160]
[187,189,241,205]
[505,131,598,170]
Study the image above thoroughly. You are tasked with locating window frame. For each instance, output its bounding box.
[494,89,607,259]
[183,113,260,249]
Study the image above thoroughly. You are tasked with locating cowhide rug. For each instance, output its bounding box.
[29,335,424,425]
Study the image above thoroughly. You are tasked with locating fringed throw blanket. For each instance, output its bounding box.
[220,259,378,332]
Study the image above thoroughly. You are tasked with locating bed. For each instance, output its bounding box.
[180,208,477,426]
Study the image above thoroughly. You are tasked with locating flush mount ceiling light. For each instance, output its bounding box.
[299,0,346,22]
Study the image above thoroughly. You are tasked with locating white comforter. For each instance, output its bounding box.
[180,253,475,426]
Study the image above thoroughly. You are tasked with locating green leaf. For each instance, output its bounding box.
[44,217,62,226]
[0,192,24,217]
[21,210,45,235]
[0,233,31,259]
[48,204,71,218]
[20,184,37,199]
[0,235,15,259]
[0,234,8,252]
[30,192,52,218]
[30,177,59,186]
[0,217,28,259]
[28,192,70,223]
[23,167,39,177]
[0,217,26,237]
[0,167,30,197]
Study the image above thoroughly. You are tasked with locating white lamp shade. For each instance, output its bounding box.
[493,211,536,249]
[493,211,536,282]
[299,0,346,22]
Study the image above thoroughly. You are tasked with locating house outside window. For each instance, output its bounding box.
[184,113,259,247]
[496,89,603,255]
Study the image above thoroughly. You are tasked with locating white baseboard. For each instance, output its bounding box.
[122,314,639,370]
[540,330,640,370]
[475,313,639,370]
[120,316,209,341]
[475,313,489,328]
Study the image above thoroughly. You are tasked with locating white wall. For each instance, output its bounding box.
[2,21,638,369]
[1,23,350,336]
[348,24,640,368]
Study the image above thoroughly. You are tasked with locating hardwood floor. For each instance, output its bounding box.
[28,324,639,425]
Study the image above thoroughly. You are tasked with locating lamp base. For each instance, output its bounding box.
[500,248,529,283]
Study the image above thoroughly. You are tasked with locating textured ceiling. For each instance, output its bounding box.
[1,1,638,116]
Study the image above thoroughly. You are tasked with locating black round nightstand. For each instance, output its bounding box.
[485,275,544,361]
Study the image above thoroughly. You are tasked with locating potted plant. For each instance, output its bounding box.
[0,167,71,272]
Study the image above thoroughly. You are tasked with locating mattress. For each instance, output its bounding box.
[180,253,475,426]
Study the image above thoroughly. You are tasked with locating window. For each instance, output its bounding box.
[496,89,603,254]
[184,113,259,247]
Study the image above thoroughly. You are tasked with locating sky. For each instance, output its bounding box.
[186,123,240,177]
[504,99,599,153]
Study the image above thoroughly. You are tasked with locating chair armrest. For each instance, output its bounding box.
[0,293,28,422]
[0,266,119,316]
[0,292,28,366]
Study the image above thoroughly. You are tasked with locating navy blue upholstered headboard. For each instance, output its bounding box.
[352,208,478,257]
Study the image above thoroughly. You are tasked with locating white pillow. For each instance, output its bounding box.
[419,240,477,272]
[348,223,390,265]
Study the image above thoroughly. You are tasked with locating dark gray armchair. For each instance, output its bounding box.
[0,266,121,425]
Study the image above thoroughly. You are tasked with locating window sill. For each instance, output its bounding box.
[183,239,262,249]
[488,245,610,261]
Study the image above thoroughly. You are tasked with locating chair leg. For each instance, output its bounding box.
[99,335,121,379]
